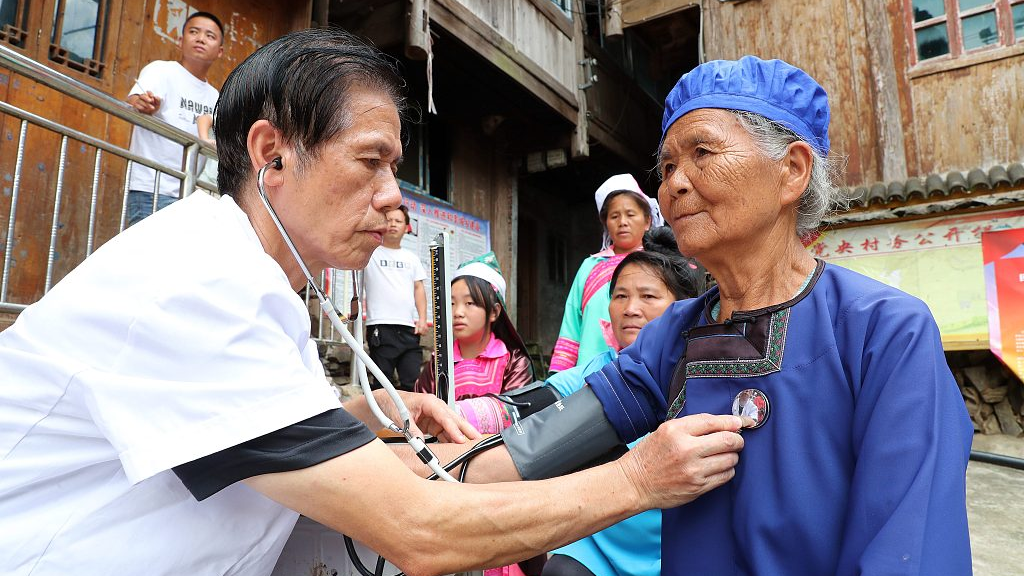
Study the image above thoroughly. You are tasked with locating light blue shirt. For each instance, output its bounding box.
[547,350,661,576]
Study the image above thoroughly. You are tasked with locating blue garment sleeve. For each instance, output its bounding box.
[584,301,697,443]
[835,293,973,575]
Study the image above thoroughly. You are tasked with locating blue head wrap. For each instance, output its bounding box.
[661,56,831,156]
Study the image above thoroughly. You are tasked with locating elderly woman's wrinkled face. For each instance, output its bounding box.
[657,109,787,258]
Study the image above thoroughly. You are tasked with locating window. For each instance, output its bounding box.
[0,0,30,48]
[395,119,451,202]
[49,0,111,77]
[909,0,1024,63]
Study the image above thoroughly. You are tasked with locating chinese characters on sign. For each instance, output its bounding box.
[806,212,1013,260]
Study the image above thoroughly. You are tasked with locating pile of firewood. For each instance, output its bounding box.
[948,351,1024,436]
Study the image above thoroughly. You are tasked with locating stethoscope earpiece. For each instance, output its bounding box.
[271,157,282,170]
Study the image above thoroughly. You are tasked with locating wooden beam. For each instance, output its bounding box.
[622,0,699,28]
[523,0,573,37]
[588,118,644,167]
[571,3,589,158]
[406,0,430,59]
[431,0,578,123]
[860,0,908,182]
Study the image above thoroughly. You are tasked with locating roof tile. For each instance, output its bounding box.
[967,169,990,191]
[838,162,1024,214]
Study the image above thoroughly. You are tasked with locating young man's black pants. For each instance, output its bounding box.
[367,324,422,392]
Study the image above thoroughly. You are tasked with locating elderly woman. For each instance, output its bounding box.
[583,56,973,575]
[550,174,662,373]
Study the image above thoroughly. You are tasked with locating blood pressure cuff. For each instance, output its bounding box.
[172,408,376,501]
[500,386,626,480]
[500,380,563,421]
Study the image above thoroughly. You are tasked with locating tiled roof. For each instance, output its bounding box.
[844,163,1024,209]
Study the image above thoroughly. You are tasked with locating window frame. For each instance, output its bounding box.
[48,0,112,78]
[1010,0,1024,43]
[0,0,33,50]
[907,0,1024,65]
[0,0,124,90]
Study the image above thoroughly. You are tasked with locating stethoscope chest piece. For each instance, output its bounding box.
[732,388,770,429]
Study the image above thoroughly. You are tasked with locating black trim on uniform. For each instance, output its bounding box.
[173,408,377,501]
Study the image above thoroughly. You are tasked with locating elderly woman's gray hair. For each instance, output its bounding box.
[731,110,848,236]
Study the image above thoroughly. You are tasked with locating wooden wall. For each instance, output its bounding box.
[447,122,518,321]
[0,0,310,307]
[454,0,576,94]
[702,0,885,186]
[897,45,1024,176]
[701,0,1024,187]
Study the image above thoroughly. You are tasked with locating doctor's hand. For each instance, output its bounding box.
[375,390,482,444]
[617,413,745,510]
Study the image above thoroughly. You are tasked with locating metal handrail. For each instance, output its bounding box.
[0,100,193,182]
[0,43,216,157]
[0,42,221,313]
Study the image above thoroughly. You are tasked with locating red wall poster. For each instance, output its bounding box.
[982,228,1024,379]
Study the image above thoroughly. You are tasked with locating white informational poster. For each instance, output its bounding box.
[325,191,491,324]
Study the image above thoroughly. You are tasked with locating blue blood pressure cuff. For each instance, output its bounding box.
[500,386,626,480]
[172,408,376,501]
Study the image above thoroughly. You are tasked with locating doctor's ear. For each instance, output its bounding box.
[246,119,289,181]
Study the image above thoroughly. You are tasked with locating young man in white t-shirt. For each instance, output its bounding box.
[125,11,223,226]
[363,205,428,391]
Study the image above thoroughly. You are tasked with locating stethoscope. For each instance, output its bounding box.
[256,157,458,483]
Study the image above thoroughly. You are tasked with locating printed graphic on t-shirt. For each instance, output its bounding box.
[377,258,408,269]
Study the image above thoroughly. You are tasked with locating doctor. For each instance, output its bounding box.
[0,28,746,576]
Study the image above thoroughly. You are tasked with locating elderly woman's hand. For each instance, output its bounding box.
[373,389,482,443]
[617,413,745,510]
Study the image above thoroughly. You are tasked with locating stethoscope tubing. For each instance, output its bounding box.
[256,160,457,482]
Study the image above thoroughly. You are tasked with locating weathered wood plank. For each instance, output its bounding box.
[622,0,698,27]
[431,0,578,122]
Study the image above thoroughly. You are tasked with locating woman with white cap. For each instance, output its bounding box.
[549,175,663,373]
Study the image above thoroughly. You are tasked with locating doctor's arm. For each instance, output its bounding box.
[245,413,744,576]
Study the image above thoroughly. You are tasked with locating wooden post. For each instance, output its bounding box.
[571,10,589,158]
[860,0,908,182]
[312,0,329,28]
[605,0,623,37]
[406,0,429,60]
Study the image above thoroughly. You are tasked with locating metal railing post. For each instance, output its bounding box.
[86,149,102,256]
[182,142,200,198]
[1,120,28,302]
[44,135,69,293]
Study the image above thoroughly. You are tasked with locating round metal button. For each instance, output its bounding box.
[732,388,770,429]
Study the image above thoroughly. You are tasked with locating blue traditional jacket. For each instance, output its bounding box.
[585,261,973,576]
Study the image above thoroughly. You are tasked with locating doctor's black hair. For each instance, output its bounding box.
[215,27,408,199]
[609,226,706,300]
